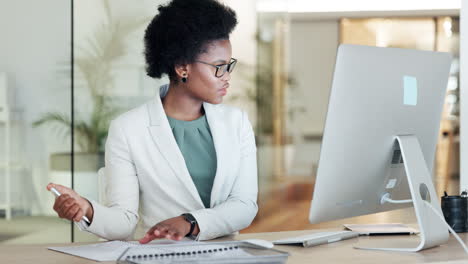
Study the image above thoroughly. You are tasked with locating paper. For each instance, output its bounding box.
[343,223,418,235]
[48,240,200,262]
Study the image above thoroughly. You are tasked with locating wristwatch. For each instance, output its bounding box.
[181,213,197,238]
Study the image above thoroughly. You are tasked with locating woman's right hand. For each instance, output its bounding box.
[46,183,94,223]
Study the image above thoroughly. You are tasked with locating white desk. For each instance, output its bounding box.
[0,229,467,263]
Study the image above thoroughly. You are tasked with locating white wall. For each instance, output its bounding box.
[461,1,467,191]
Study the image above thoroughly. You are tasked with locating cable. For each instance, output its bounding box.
[380,193,413,204]
[424,201,468,255]
[382,192,468,255]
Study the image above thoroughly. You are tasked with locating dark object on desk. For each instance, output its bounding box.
[441,191,468,233]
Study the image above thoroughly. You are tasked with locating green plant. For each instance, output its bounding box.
[33,0,150,153]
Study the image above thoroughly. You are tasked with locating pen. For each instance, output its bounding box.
[49,187,91,225]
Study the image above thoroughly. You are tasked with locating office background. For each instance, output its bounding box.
[0,0,464,244]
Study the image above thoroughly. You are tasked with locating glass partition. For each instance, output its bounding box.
[72,0,164,242]
[0,0,72,244]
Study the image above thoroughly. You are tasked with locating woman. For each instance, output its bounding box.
[46,0,258,242]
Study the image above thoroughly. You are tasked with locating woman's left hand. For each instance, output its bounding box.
[139,216,194,243]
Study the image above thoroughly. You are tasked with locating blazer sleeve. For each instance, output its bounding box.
[190,110,258,240]
[78,119,140,240]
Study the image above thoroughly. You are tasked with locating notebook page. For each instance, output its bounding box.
[48,240,200,262]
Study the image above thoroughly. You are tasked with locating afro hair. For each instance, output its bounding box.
[144,0,238,80]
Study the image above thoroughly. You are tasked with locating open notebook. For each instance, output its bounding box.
[48,240,289,263]
[48,240,198,262]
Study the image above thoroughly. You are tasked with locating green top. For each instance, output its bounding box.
[167,114,217,208]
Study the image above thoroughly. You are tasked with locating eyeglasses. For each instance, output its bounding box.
[195,58,237,78]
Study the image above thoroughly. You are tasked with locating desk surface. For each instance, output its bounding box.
[1,229,467,263]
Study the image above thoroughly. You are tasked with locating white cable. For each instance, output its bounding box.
[424,201,468,255]
[380,193,413,204]
[382,193,468,255]
[385,198,413,204]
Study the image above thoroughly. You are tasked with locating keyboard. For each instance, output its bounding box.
[273,231,359,247]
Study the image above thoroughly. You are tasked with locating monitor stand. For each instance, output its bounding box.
[355,135,449,252]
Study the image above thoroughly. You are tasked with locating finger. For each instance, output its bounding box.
[139,225,161,244]
[46,183,55,191]
[64,204,80,220]
[139,234,155,244]
[53,184,75,196]
[54,194,70,209]
[53,194,71,212]
[167,229,182,241]
[72,208,85,222]
[145,225,158,236]
[174,232,183,241]
[153,228,161,237]
[166,230,180,240]
[139,232,157,244]
[57,197,76,218]
[155,226,169,238]
[58,197,76,214]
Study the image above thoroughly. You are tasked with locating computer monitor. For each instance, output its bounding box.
[309,44,452,251]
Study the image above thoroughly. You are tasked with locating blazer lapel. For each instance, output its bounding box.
[146,89,204,207]
[203,102,229,207]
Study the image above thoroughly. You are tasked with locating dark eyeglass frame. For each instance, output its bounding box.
[195,58,237,78]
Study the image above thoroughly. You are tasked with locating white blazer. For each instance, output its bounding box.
[80,84,258,241]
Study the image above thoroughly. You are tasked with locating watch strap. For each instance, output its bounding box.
[181,213,197,237]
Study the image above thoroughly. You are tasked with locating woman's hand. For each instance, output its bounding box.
[46,183,94,223]
[139,216,199,244]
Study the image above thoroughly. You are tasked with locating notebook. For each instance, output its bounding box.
[48,240,289,263]
[117,241,289,264]
[48,240,199,262]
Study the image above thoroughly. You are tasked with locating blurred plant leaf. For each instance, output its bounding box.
[33,0,151,153]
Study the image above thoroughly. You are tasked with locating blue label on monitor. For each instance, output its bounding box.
[403,75,418,106]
